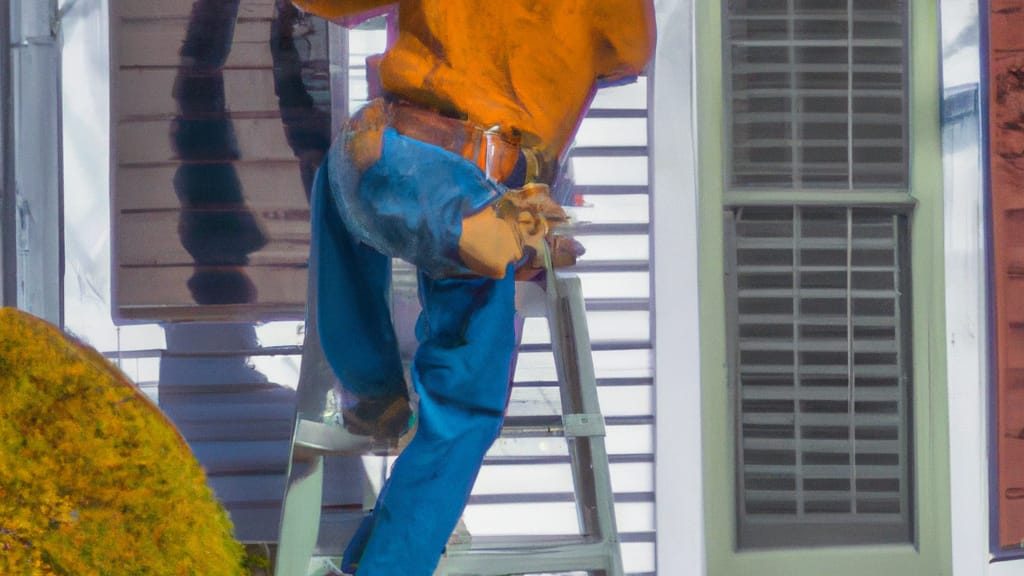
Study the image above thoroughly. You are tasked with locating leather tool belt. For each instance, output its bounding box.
[383,98,547,185]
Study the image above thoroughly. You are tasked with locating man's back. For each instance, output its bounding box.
[294,0,654,159]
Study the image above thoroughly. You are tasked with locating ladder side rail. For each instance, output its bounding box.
[547,273,624,576]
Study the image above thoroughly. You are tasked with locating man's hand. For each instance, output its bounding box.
[458,183,584,279]
[458,209,523,279]
[494,183,568,249]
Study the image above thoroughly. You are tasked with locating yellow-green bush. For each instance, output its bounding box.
[0,308,245,576]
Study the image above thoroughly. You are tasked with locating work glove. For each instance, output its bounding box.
[494,183,585,279]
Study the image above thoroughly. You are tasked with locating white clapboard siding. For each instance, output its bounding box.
[110,0,345,543]
[109,6,656,571]
[113,0,330,320]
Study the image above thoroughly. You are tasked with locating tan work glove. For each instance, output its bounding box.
[495,183,584,279]
[459,183,584,279]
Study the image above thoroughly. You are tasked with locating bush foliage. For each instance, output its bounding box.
[0,308,245,575]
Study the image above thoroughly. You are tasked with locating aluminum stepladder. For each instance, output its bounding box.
[276,259,623,576]
[435,270,624,576]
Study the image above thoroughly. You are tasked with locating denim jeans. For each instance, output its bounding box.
[310,122,516,574]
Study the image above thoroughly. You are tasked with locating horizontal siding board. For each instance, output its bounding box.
[115,226,644,271]
[118,67,285,118]
[120,0,276,20]
[459,501,654,537]
[512,349,652,382]
[117,210,309,266]
[207,471,357,507]
[578,272,650,300]
[190,440,292,475]
[174,419,294,442]
[572,184,649,195]
[571,145,649,158]
[589,78,647,110]
[117,162,307,212]
[117,118,301,165]
[117,266,308,311]
[504,385,653,419]
[158,356,271,386]
[521,310,651,345]
[512,376,654,389]
[157,386,296,405]
[118,20,283,68]
[119,238,308,269]
[162,400,295,422]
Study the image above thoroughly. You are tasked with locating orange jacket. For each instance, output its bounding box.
[292,0,655,161]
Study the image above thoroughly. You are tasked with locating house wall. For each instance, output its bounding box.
[54,0,1024,571]
[653,0,1022,574]
[988,0,1024,557]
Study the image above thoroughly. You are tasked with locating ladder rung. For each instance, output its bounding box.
[501,413,607,438]
[437,536,618,575]
[501,415,564,437]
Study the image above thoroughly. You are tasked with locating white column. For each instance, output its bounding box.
[651,0,706,574]
[938,1,1001,575]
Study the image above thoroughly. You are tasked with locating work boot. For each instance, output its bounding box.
[340,388,413,440]
[294,385,414,456]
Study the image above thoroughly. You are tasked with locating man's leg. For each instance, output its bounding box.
[346,267,516,575]
[313,164,408,410]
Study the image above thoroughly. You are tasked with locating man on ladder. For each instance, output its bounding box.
[291,1,654,573]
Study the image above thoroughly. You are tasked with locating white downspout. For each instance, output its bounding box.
[5,0,63,324]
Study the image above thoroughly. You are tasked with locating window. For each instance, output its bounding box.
[724,1,913,548]
[698,0,950,573]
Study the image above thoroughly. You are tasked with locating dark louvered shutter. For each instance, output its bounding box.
[721,0,914,550]
[725,206,913,548]
[726,0,908,190]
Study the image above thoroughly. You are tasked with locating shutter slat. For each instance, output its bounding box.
[737,288,897,299]
[735,112,903,124]
[743,464,903,480]
[742,412,901,427]
[746,490,901,502]
[743,438,901,454]
[741,386,901,402]
[732,88,903,98]
[732,39,902,48]
[739,338,897,353]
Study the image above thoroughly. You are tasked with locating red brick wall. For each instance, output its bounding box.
[989,0,1024,549]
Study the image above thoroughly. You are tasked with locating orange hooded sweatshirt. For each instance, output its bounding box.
[291,0,655,162]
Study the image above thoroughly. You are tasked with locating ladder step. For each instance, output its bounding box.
[437,536,618,575]
[501,413,606,438]
[501,414,565,437]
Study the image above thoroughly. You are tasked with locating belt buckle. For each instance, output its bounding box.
[482,126,503,182]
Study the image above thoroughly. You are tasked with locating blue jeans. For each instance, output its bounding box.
[311,124,516,574]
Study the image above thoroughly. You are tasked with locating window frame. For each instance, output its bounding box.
[696,0,951,574]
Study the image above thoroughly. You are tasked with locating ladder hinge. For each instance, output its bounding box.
[562,413,606,437]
